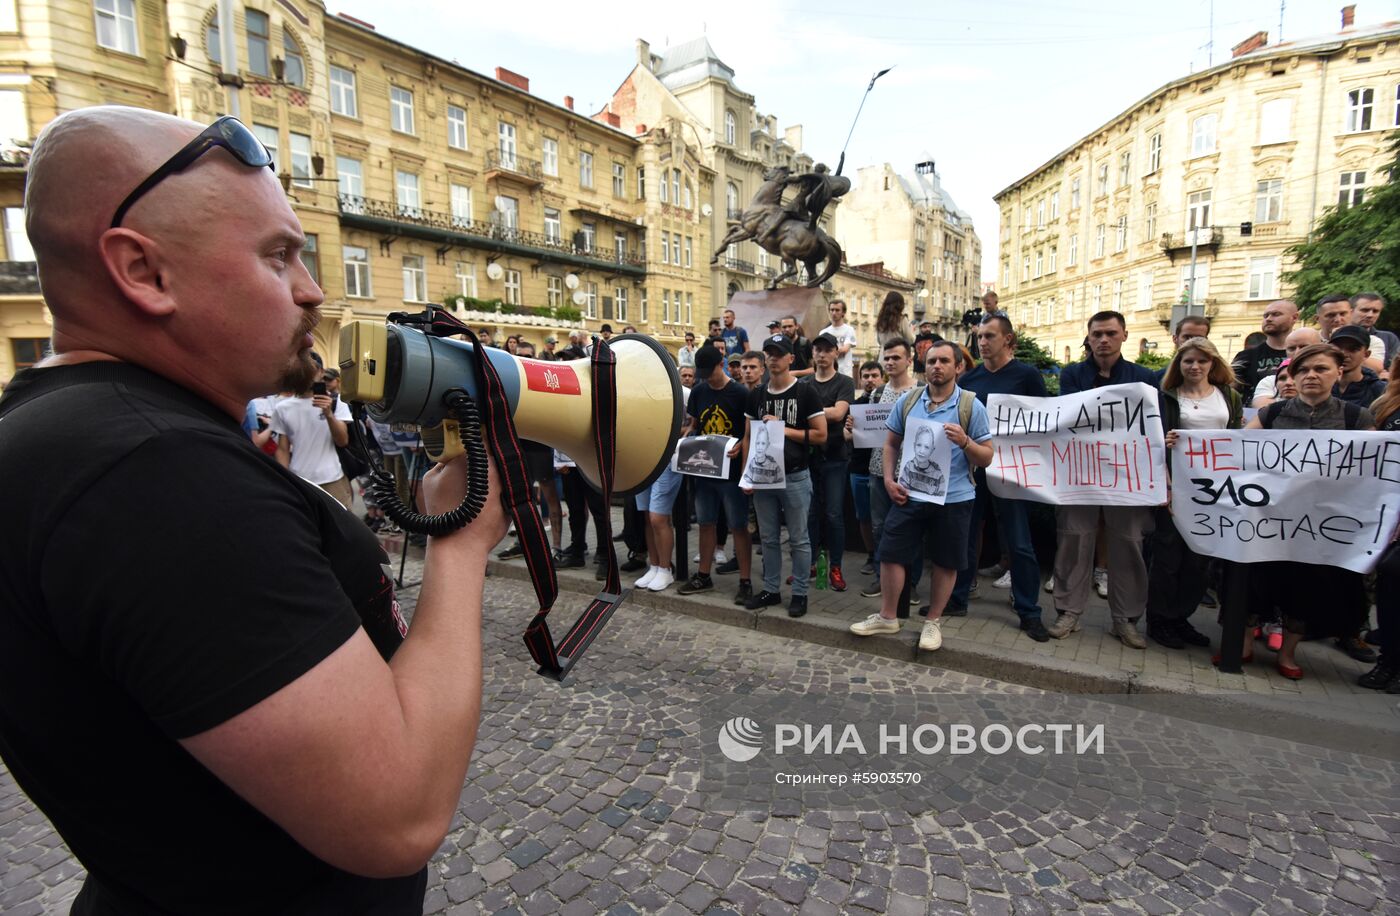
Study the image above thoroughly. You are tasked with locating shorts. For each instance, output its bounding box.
[635,465,683,515]
[523,448,553,485]
[694,477,748,528]
[876,498,973,572]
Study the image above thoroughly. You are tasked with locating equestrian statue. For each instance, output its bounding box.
[710,164,850,290]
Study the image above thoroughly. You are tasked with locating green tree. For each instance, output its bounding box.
[1014,334,1060,371]
[1283,131,1400,329]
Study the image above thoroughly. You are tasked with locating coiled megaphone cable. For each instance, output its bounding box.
[352,390,489,537]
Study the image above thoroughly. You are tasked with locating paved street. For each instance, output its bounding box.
[3,570,1399,914]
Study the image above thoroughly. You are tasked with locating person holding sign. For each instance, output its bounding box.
[742,334,827,617]
[1048,311,1162,647]
[845,361,886,575]
[807,333,856,591]
[1149,338,1242,650]
[850,341,993,651]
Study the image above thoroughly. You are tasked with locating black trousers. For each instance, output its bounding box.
[1145,509,1208,625]
[561,471,607,557]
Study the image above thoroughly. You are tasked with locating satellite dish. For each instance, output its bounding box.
[917,288,930,298]
[564,273,580,290]
[493,195,509,212]
[701,203,713,217]
[572,290,587,306]
[485,262,504,281]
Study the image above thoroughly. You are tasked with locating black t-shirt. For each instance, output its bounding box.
[850,391,875,472]
[1230,342,1287,404]
[0,363,424,915]
[746,378,825,473]
[686,378,750,482]
[806,372,856,461]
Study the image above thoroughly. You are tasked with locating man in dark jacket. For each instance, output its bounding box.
[1331,325,1387,407]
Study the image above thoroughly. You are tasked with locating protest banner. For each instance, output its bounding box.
[897,417,952,505]
[672,435,738,478]
[1171,429,1400,573]
[849,402,894,449]
[986,382,1166,506]
[739,420,786,490]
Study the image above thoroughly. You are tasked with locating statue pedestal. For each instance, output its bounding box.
[727,288,829,345]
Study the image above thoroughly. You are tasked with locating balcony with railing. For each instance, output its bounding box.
[484,150,545,187]
[1159,228,1222,253]
[726,207,743,222]
[723,256,756,274]
[337,195,645,275]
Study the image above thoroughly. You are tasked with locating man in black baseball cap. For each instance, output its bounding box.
[806,332,856,592]
[1330,325,1386,407]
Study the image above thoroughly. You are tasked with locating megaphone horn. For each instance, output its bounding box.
[339,320,682,495]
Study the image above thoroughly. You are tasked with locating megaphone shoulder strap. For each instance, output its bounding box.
[469,332,625,681]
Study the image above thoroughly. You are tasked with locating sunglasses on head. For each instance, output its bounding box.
[111,116,274,228]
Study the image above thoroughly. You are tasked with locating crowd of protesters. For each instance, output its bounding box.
[255,291,1397,693]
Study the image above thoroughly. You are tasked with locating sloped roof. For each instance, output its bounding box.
[656,37,739,90]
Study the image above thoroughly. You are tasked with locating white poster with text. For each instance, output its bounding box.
[849,402,895,450]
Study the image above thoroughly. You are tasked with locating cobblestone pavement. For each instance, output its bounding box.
[3,573,1398,915]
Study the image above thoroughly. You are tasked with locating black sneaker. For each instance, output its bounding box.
[1358,658,1400,690]
[619,552,648,573]
[788,595,808,618]
[715,557,740,575]
[497,542,525,561]
[1337,636,1378,663]
[1148,623,1185,650]
[744,589,783,610]
[678,572,714,595]
[595,559,608,582]
[1020,619,1051,642]
[555,550,586,569]
[1175,620,1211,647]
[734,580,753,606]
[942,604,968,618]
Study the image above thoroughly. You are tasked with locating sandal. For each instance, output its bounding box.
[1277,661,1304,680]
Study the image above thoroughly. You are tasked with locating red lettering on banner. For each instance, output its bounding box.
[1208,437,1239,471]
[522,359,581,395]
[1183,435,1209,469]
[1017,445,1043,488]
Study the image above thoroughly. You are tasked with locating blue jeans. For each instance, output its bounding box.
[807,456,848,569]
[950,475,1043,623]
[754,469,812,595]
[849,473,871,521]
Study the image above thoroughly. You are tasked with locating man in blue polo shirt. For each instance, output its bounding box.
[946,313,1050,641]
[850,341,994,652]
[1048,310,1160,647]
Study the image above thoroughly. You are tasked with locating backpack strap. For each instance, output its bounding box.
[899,385,927,425]
[957,389,978,485]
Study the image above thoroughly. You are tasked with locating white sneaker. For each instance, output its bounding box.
[850,614,901,636]
[992,570,1012,589]
[714,548,727,565]
[635,565,660,589]
[692,552,701,563]
[1044,575,1055,593]
[647,567,675,591]
[919,617,943,651]
[1094,567,1109,598]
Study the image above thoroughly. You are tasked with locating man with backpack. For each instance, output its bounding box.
[850,341,993,651]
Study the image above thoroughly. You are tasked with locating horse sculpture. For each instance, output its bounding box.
[710,165,848,290]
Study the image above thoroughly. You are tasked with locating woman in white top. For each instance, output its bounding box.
[1148,337,1243,650]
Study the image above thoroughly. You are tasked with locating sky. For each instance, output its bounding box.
[329,0,1392,281]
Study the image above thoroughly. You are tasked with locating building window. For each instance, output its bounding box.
[1034,249,1043,278]
[659,231,669,264]
[1050,193,1059,221]
[1345,88,1374,133]
[1137,271,1154,311]
[1148,132,1162,173]
[95,0,140,54]
[724,109,736,145]
[497,196,518,233]
[685,292,693,325]
[1339,170,1366,207]
[580,222,595,253]
[585,282,597,319]
[579,151,594,188]
[1021,255,1030,282]
[546,275,561,308]
[1035,199,1045,228]
[544,208,561,243]
[343,245,371,298]
[450,183,472,228]
[336,156,363,204]
[1094,223,1105,258]
[1180,262,1210,303]
[1066,290,1075,321]
[1258,98,1292,144]
[670,234,680,265]
[504,269,521,305]
[11,338,50,370]
[1115,215,1127,252]
[456,261,476,298]
[447,105,468,150]
[671,170,681,205]
[1118,151,1131,186]
[1097,163,1109,196]
[612,162,625,198]
[4,207,33,261]
[615,286,628,322]
[726,182,739,217]
[1145,202,1157,240]
[390,86,415,134]
[1191,113,1217,156]
[281,30,305,86]
[1248,257,1278,300]
[245,8,270,76]
[402,255,427,302]
[1048,246,1057,273]
[661,288,670,323]
[497,122,516,168]
[637,166,646,199]
[297,233,319,285]
[684,236,692,268]
[639,288,648,323]
[1068,233,1078,266]
[1187,189,1212,230]
[1254,179,1283,223]
[1092,284,1102,310]
[395,170,420,218]
[541,137,558,177]
[659,171,669,203]
[683,180,692,209]
[330,66,358,117]
[614,231,627,262]
[206,15,221,64]
[1070,178,1081,210]
[1112,279,1123,310]
[289,132,312,188]
[252,123,279,172]
[1002,262,1010,287]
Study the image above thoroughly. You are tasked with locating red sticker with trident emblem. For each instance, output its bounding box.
[521,359,581,395]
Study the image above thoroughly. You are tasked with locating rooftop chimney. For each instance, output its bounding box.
[635,124,648,135]
[604,111,621,128]
[1232,30,1268,57]
[564,95,574,110]
[1342,4,1356,28]
[495,67,529,92]
[636,39,651,69]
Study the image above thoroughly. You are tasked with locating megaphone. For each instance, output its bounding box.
[338,320,682,495]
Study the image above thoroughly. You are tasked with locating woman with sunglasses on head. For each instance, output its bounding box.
[1356,373,1400,692]
[1243,344,1375,679]
[1150,338,1242,650]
